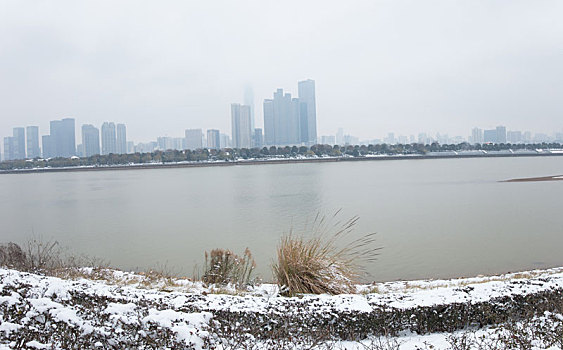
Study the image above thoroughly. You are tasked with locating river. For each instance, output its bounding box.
[1,156,562,282]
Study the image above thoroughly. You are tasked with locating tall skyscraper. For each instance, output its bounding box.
[231,104,252,149]
[26,126,40,159]
[207,129,221,149]
[298,79,317,145]
[244,86,255,132]
[49,118,76,157]
[116,124,127,154]
[82,124,100,157]
[12,127,25,160]
[185,129,203,150]
[101,122,117,155]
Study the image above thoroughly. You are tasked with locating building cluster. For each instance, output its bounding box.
[2,119,129,161]
[230,79,317,149]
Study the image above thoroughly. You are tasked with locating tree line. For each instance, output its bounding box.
[1,142,562,171]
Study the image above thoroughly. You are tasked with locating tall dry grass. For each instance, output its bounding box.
[273,212,380,296]
[202,248,256,287]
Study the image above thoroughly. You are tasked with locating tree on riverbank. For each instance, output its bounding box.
[0,142,561,171]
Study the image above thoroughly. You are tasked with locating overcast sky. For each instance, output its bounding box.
[1,0,562,143]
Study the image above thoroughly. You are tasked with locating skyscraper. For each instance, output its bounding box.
[207,129,221,149]
[116,124,127,154]
[49,118,76,157]
[12,127,25,160]
[26,126,40,159]
[231,104,252,149]
[185,129,203,150]
[101,122,117,155]
[263,89,301,146]
[82,124,100,157]
[484,129,497,143]
[298,79,317,145]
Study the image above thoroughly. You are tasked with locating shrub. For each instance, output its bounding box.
[272,213,379,296]
[202,248,256,287]
[0,242,28,270]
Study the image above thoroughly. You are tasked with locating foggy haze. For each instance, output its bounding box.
[1,0,562,142]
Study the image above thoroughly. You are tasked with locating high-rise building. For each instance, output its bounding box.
[231,104,252,149]
[484,129,497,143]
[82,124,100,157]
[263,89,301,146]
[336,128,344,145]
[3,137,14,161]
[207,129,221,149]
[507,130,522,144]
[496,126,507,143]
[101,122,117,155]
[49,118,76,157]
[220,133,231,149]
[26,126,40,159]
[42,135,54,158]
[12,127,25,160]
[244,86,255,132]
[298,79,317,145]
[185,129,203,150]
[471,128,483,144]
[253,128,263,148]
[116,124,127,154]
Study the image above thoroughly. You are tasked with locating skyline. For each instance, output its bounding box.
[1,1,562,142]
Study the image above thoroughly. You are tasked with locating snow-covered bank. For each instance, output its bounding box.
[1,267,563,349]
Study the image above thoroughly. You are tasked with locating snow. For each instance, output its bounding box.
[2,267,563,348]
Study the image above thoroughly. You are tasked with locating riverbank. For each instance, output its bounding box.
[503,175,563,182]
[1,150,563,175]
[1,267,563,349]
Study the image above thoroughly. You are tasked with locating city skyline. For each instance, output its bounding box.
[1,1,562,143]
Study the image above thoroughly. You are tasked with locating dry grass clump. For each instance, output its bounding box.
[202,248,256,287]
[273,212,380,296]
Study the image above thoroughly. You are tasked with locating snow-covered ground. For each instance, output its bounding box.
[1,267,563,349]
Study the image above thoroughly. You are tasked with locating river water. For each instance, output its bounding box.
[1,156,562,282]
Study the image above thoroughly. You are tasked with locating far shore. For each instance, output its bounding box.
[1,151,563,175]
[503,175,563,182]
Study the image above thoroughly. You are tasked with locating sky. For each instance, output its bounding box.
[0,0,562,143]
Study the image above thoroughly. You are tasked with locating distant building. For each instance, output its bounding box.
[253,128,263,148]
[336,128,344,145]
[101,122,117,155]
[26,126,40,159]
[42,135,54,158]
[207,129,221,149]
[3,137,14,161]
[12,127,25,160]
[471,128,483,144]
[220,133,231,149]
[483,129,497,143]
[116,124,127,154]
[298,79,317,145]
[231,104,252,149]
[126,141,135,154]
[507,130,522,144]
[263,89,300,146]
[49,118,76,157]
[321,135,336,145]
[496,126,507,143]
[82,124,100,157]
[185,129,203,150]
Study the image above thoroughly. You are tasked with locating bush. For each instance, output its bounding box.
[202,248,256,287]
[272,213,379,296]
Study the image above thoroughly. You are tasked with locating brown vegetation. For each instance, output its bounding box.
[273,213,379,296]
